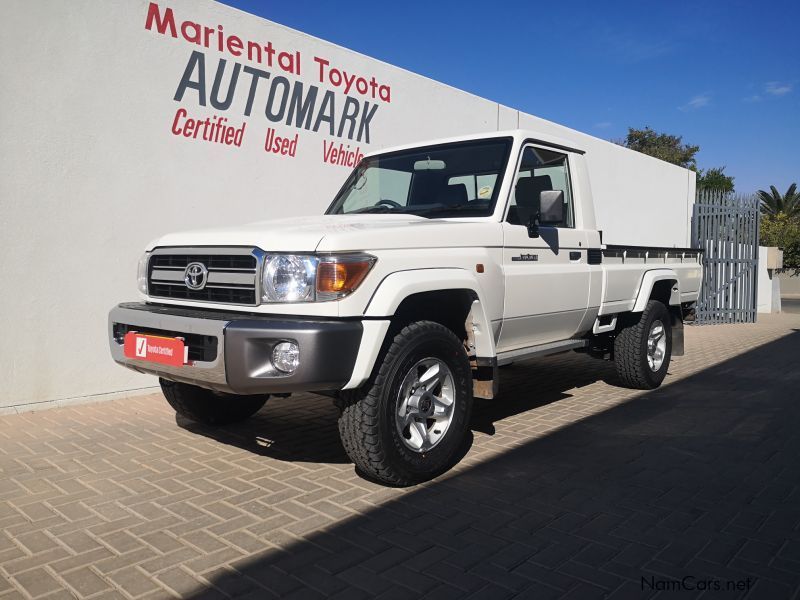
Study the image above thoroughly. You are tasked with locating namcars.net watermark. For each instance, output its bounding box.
[642,575,755,593]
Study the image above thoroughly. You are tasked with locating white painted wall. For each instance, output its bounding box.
[0,0,695,410]
[778,272,800,297]
[757,248,782,313]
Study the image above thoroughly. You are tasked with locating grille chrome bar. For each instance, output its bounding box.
[150,280,255,289]
[151,265,258,272]
[147,247,263,306]
[150,269,256,286]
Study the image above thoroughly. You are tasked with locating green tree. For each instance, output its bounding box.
[619,127,699,168]
[697,166,735,193]
[760,212,800,269]
[757,183,800,217]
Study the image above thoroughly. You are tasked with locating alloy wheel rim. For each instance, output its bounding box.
[395,357,456,452]
[647,320,667,371]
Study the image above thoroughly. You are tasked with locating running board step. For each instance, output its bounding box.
[496,339,588,366]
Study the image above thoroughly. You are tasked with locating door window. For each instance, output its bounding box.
[506,146,574,228]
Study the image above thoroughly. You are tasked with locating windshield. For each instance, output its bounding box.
[326,138,512,218]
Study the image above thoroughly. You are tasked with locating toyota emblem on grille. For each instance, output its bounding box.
[184,262,208,291]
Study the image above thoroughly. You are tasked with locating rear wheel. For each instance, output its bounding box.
[160,379,268,425]
[613,300,672,389]
[337,321,473,486]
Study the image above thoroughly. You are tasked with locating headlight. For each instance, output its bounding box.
[137,252,150,294]
[263,255,317,302]
[261,254,375,303]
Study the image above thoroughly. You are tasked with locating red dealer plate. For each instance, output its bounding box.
[123,332,187,367]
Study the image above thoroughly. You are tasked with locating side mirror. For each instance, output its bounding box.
[539,190,564,224]
[525,190,565,238]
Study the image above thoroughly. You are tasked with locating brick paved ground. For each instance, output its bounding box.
[1,313,799,600]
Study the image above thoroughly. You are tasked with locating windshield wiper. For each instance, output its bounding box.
[349,205,402,214]
[410,204,489,217]
[345,203,488,217]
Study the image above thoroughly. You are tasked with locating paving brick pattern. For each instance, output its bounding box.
[1,314,799,599]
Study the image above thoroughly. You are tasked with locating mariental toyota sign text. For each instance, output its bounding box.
[147,2,387,166]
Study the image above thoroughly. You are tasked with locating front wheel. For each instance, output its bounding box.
[337,321,473,486]
[613,300,672,389]
[160,379,268,425]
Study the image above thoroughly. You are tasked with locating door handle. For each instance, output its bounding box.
[569,251,581,261]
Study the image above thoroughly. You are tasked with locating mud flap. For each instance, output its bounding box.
[670,307,684,356]
[472,359,499,399]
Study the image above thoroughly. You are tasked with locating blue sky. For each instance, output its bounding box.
[223,0,799,194]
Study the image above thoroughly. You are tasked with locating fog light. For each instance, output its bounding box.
[272,341,299,373]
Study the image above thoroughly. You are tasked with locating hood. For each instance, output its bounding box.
[148,214,501,253]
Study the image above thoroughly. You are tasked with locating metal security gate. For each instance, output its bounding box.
[692,190,760,324]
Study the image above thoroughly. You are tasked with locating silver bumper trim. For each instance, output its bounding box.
[109,305,228,388]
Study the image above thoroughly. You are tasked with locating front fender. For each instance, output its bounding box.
[364,268,496,359]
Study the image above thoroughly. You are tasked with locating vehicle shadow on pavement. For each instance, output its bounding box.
[187,330,800,599]
[176,395,350,464]
[471,352,620,435]
[175,350,618,466]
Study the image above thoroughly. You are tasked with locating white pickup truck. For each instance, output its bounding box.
[109,129,702,485]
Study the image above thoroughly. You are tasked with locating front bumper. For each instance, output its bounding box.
[109,303,363,394]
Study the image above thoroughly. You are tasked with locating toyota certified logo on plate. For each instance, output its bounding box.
[184,262,208,290]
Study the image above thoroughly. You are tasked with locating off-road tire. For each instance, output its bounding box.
[160,379,268,425]
[337,321,473,486]
[614,299,672,389]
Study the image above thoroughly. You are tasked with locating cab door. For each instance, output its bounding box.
[497,145,592,351]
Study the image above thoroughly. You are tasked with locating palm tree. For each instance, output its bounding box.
[758,183,800,217]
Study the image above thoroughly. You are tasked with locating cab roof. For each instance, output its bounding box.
[364,129,586,158]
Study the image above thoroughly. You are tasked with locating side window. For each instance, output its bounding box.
[448,174,499,201]
[448,175,476,199]
[506,146,574,228]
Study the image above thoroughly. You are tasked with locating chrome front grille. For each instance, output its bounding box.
[147,247,260,305]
